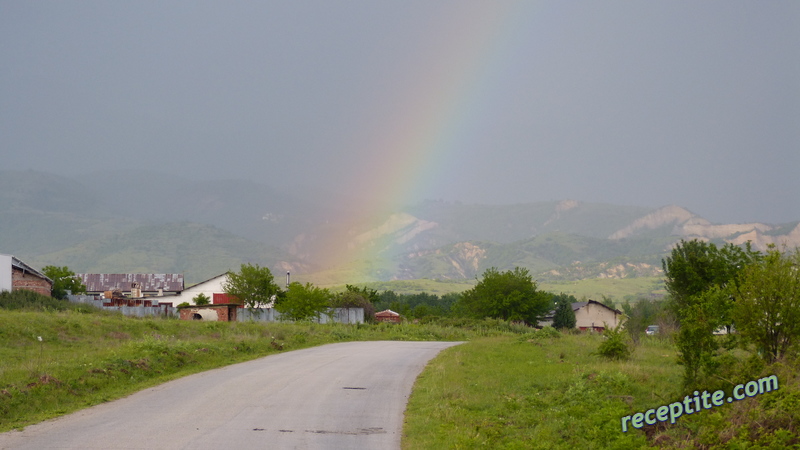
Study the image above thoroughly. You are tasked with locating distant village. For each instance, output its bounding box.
[0,253,367,324]
[2,253,627,330]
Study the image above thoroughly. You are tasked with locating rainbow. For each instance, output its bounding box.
[309,2,540,276]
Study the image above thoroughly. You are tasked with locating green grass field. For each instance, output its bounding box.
[0,308,513,432]
[539,276,666,304]
[403,333,680,449]
[2,304,797,448]
[403,333,800,449]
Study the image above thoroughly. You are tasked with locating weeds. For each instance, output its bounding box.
[0,311,524,431]
[403,333,677,449]
[595,323,632,361]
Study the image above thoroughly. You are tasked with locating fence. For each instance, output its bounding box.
[236,307,364,324]
[66,295,364,324]
[67,295,177,318]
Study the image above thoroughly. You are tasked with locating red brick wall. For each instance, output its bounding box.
[179,307,205,321]
[376,315,401,323]
[178,305,237,322]
[12,268,52,297]
[217,307,230,322]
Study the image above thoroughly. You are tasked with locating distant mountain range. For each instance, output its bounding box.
[2,170,797,286]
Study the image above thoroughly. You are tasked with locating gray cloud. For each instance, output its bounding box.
[1,1,797,224]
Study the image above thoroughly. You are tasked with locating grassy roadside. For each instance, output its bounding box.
[5,304,797,447]
[0,309,522,432]
[402,333,800,449]
[403,333,681,449]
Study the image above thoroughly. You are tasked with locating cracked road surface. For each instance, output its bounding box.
[0,340,462,449]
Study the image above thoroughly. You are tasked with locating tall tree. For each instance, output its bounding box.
[222,263,280,309]
[662,239,760,324]
[275,282,332,322]
[330,290,376,323]
[344,284,380,304]
[662,239,762,387]
[733,247,800,363]
[674,286,729,387]
[457,267,551,325]
[41,265,86,299]
[551,294,577,329]
[622,298,667,344]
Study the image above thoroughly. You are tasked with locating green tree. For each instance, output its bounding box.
[193,292,211,305]
[622,298,666,344]
[344,284,380,304]
[275,282,332,322]
[663,239,760,327]
[374,291,457,319]
[222,263,280,309]
[661,240,760,387]
[331,290,376,323]
[41,265,86,299]
[456,267,551,325]
[674,286,729,387]
[733,247,800,363]
[552,295,577,330]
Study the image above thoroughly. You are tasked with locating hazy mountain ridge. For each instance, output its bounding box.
[339,202,799,282]
[607,204,800,250]
[1,170,797,285]
[29,222,306,283]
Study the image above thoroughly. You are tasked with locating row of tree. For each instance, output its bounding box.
[219,263,580,325]
[39,261,580,326]
[662,239,800,387]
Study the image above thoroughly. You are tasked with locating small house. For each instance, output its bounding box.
[573,300,624,331]
[0,254,53,297]
[160,273,238,306]
[375,309,402,323]
[539,300,624,332]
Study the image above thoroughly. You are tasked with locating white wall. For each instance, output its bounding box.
[575,302,622,330]
[162,274,228,305]
[0,254,12,293]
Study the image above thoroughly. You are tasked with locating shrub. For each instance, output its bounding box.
[595,323,631,361]
[536,326,562,339]
[330,291,376,323]
[1,290,75,311]
[193,293,211,306]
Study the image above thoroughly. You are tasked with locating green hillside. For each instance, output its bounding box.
[3,170,795,293]
[393,231,669,282]
[28,222,300,284]
[0,171,140,255]
[406,199,651,242]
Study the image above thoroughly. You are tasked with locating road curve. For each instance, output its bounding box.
[0,340,462,449]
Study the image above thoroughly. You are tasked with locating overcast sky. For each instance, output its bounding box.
[2,1,798,224]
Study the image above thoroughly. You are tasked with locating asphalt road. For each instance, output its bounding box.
[0,340,462,449]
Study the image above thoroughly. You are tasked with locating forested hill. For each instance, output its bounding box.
[1,170,797,284]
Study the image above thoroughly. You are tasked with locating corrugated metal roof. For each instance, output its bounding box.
[76,274,184,293]
[11,257,53,283]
